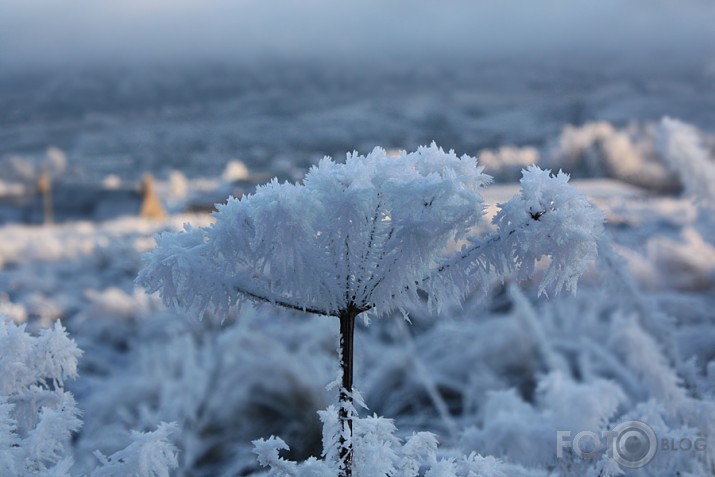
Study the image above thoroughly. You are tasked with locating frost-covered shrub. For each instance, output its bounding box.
[73,308,337,476]
[462,372,625,468]
[0,315,179,477]
[454,284,715,477]
[657,116,715,207]
[0,316,82,476]
[546,121,679,191]
[89,423,179,477]
[138,144,604,474]
[545,117,715,201]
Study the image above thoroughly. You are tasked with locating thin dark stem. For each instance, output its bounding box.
[432,232,503,277]
[420,225,527,287]
[338,305,360,477]
[233,283,334,316]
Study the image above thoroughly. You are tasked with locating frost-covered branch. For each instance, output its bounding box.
[419,166,603,306]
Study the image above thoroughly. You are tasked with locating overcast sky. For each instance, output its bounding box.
[1,0,714,69]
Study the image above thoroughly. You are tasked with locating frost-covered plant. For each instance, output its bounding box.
[460,285,715,476]
[73,308,337,476]
[0,315,179,477]
[0,317,82,476]
[253,404,513,477]
[546,121,679,191]
[138,144,604,475]
[657,116,715,207]
[90,423,179,477]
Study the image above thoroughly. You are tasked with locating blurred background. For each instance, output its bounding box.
[1,0,714,188]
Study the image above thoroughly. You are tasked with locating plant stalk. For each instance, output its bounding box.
[338,306,358,477]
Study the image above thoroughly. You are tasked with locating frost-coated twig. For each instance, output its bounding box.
[232,278,335,316]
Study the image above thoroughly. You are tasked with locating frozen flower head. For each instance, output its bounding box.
[138,144,603,320]
[138,144,492,318]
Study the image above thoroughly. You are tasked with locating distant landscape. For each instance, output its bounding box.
[2,60,714,182]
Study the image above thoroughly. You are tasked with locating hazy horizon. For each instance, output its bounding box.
[1,0,714,71]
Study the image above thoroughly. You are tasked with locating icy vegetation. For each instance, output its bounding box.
[0,317,178,476]
[138,144,603,475]
[1,121,714,476]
